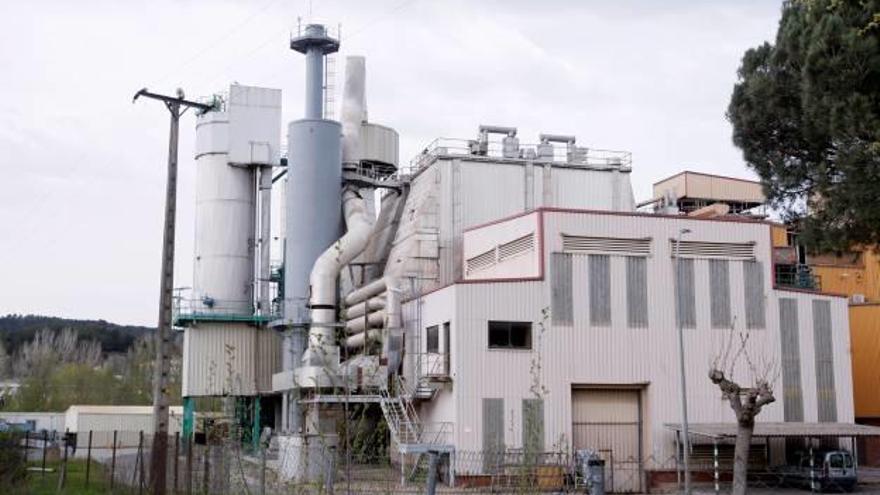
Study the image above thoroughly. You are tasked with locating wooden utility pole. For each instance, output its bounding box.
[133,88,214,495]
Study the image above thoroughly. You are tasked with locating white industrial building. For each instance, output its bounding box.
[173,22,857,491]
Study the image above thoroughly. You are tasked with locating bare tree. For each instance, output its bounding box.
[709,323,778,495]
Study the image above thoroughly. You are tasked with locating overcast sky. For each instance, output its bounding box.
[0,0,782,326]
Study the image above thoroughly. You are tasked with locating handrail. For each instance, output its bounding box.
[403,137,633,175]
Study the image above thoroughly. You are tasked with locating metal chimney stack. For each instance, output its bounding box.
[290,24,339,119]
[281,23,342,433]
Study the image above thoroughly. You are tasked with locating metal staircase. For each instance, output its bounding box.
[378,375,452,452]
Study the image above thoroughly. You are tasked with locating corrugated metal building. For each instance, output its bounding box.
[391,145,853,490]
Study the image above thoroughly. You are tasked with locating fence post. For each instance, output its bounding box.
[259,437,267,495]
[41,430,48,477]
[174,432,180,494]
[713,437,719,494]
[23,430,29,467]
[426,450,440,495]
[85,430,93,488]
[323,445,336,495]
[138,430,145,495]
[185,438,193,495]
[58,429,70,492]
[202,442,210,495]
[111,430,118,491]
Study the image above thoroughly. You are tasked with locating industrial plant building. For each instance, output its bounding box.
[170,23,858,491]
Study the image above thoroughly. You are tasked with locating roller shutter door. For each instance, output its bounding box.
[572,389,642,493]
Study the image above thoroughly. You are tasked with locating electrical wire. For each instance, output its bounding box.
[149,0,285,89]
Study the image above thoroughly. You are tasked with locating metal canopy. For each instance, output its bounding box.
[665,422,880,439]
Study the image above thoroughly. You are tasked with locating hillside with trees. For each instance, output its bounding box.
[0,316,181,412]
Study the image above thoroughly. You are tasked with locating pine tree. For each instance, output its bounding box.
[728,0,880,252]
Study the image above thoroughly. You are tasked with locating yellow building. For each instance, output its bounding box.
[772,226,880,463]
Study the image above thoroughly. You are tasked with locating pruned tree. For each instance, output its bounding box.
[710,322,778,495]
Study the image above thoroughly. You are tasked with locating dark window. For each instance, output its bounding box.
[488,321,532,349]
[426,325,439,353]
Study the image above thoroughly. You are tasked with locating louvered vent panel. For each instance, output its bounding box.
[466,248,497,274]
[498,233,535,261]
[562,235,652,256]
[671,240,756,260]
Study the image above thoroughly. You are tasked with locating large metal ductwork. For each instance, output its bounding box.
[295,187,375,386]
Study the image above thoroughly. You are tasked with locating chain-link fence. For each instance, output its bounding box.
[3,428,878,494]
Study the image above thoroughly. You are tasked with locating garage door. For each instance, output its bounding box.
[572,388,643,493]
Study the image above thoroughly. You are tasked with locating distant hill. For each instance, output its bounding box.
[0,314,154,355]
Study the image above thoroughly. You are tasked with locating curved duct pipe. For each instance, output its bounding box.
[345,278,387,306]
[343,296,385,320]
[345,310,386,334]
[304,186,374,363]
[346,329,382,349]
[343,277,402,376]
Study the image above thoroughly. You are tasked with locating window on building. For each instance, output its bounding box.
[488,321,532,349]
[426,325,439,353]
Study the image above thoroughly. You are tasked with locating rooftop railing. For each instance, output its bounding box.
[402,137,632,176]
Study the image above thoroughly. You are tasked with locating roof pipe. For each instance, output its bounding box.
[303,186,374,364]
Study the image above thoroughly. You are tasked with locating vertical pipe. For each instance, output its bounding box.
[305,46,324,119]
[675,229,692,495]
[259,166,272,315]
[182,397,194,449]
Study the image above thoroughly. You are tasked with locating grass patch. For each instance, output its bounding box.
[14,459,111,495]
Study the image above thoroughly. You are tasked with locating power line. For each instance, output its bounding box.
[150,0,285,89]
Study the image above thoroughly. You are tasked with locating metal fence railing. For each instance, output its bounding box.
[1,428,874,494]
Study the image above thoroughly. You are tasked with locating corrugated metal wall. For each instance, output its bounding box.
[182,323,280,396]
[444,212,854,467]
[778,298,804,422]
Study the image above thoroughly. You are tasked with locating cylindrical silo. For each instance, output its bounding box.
[193,111,256,315]
[283,118,342,326]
